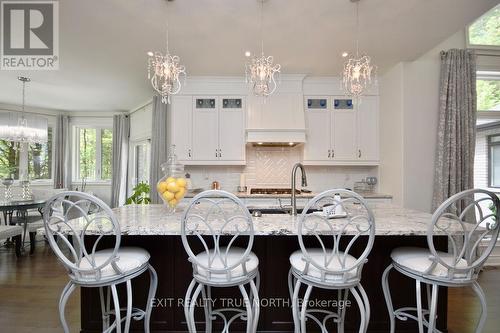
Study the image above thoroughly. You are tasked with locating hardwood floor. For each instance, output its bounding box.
[1,241,499,333]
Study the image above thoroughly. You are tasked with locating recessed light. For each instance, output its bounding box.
[147,51,154,56]
[257,142,263,145]
[288,142,294,146]
[245,51,251,57]
[342,52,349,58]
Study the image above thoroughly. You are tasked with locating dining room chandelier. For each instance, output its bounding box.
[147,0,186,104]
[0,77,48,146]
[341,0,377,98]
[245,0,281,97]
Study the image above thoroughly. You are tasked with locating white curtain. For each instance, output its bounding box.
[53,114,71,189]
[149,96,168,204]
[110,114,130,207]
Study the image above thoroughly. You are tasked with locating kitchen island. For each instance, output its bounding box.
[79,203,450,333]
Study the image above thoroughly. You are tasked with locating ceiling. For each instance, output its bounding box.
[0,0,497,112]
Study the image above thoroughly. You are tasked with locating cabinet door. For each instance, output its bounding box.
[331,97,357,160]
[304,104,331,162]
[170,95,192,161]
[192,97,219,161]
[218,97,245,162]
[357,96,379,161]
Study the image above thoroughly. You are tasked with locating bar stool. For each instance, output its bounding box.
[289,189,375,333]
[181,190,260,333]
[382,188,500,333]
[43,191,158,333]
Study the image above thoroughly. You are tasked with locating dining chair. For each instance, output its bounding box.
[382,188,500,333]
[43,191,158,333]
[289,189,375,333]
[0,225,23,256]
[181,190,260,332]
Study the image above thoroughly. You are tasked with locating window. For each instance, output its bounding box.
[0,126,53,181]
[75,127,113,181]
[0,140,20,179]
[477,71,500,111]
[28,127,53,180]
[489,135,500,187]
[468,4,500,48]
[133,140,151,186]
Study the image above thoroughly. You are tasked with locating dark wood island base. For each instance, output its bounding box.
[81,235,447,333]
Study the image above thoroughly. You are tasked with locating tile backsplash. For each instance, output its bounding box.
[186,146,378,192]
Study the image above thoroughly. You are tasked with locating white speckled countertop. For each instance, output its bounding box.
[63,203,452,236]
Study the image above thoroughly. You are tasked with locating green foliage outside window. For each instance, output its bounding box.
[28,127,53,180]
[477,79,500,111]
[468,5,500,46]
[79,128,96,179]
[101,129,112,180]
[78,127,113,181]
[0,140,19,179]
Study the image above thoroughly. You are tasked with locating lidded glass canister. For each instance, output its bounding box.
[156,145,188,212]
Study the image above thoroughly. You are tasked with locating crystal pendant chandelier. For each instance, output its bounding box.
[246,0,281,97]
[342,0,377,98]
[0,77,48,147]
[147,0,186,104]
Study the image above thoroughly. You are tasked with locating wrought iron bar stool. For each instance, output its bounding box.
[289,189,375,333]
[181,190,260,332]
[43,191,158,333]
[382,188,500,333]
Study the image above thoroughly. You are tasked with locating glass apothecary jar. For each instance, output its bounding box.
[157,145,188,213]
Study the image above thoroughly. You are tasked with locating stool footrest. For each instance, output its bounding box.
[393,307,443,333]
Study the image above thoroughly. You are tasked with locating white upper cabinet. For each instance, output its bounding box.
[192,97,219,161]
[218,97,246,162]
[170,95,193,161]
[356,96,379,162]
[171,95,246,165]
[303,97,331,161]
[303,95,379,165]
[332,101,357,160]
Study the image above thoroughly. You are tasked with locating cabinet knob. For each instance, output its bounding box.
[188,149,191,158]
[219,149,222,158]
[215,149,218,157]
[358,149,362,158]
[328,150,331,158]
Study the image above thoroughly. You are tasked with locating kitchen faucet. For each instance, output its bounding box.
[291,163,307,216]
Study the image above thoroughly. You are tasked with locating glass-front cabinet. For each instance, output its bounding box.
[170,96,246,165]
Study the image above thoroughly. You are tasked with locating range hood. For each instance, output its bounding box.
[246,84,306,146]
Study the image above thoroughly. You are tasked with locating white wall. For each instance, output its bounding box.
[379,30,466,212]
[379,63,404,206]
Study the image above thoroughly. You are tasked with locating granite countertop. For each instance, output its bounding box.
[184,191,392,199]
[50,203,463,236]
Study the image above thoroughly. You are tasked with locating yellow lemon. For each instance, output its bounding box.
[162,191,174,201]
[169,198,178,207]
[165,177,176,184]
[157,182,168,194]
[176,178,187,188]
[166,182,179,193]
[175,187,186,200]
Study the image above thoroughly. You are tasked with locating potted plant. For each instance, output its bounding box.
[125,182,151,205]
